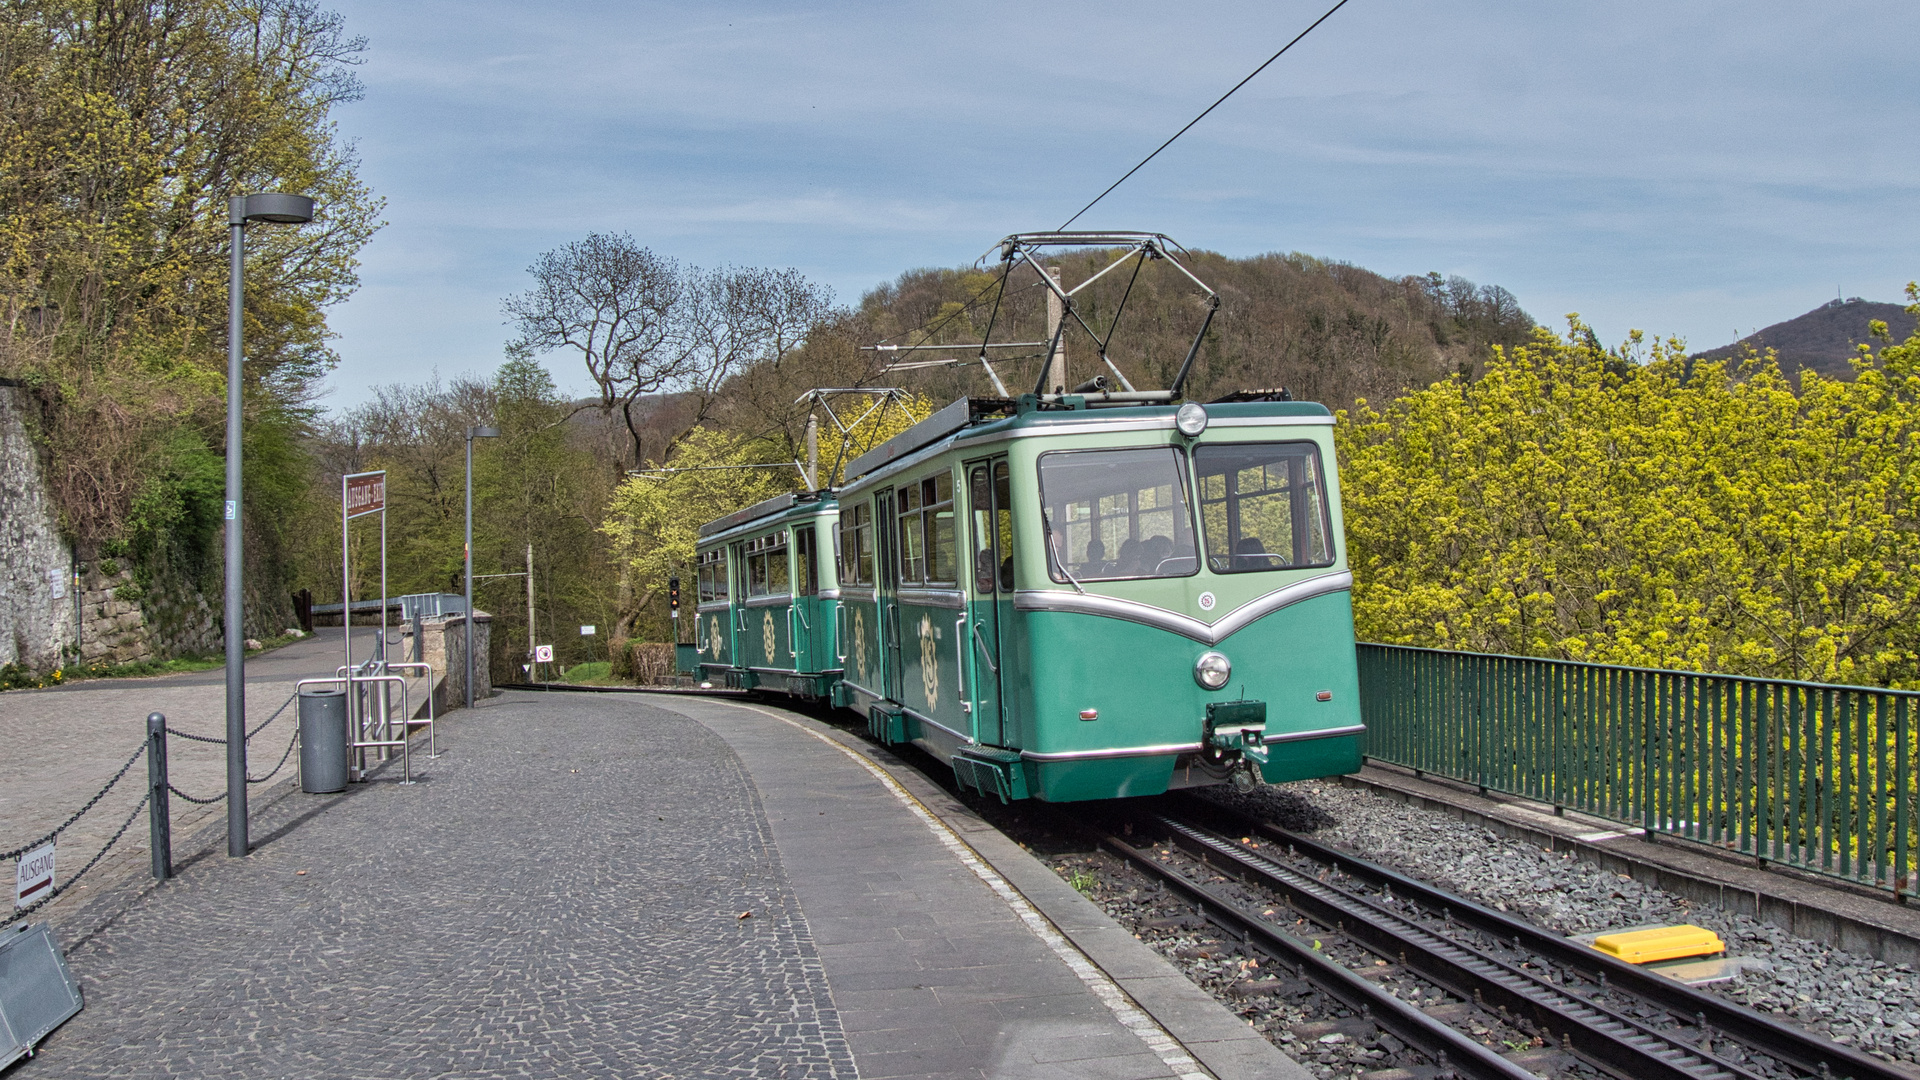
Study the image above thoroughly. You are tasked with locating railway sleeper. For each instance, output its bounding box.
[1152,815,1765,1080]
[1183,801,1908,1080]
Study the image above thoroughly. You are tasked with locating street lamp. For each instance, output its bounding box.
[465,424,500,708]
[225,192,314,860]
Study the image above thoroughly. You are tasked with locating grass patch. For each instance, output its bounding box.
[558,661,617,685]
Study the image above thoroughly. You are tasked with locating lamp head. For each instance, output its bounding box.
[469,425,501,439]
[240,193,315,224]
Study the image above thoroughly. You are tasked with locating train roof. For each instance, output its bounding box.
[841,396,1333,486]
[695,490,836,542]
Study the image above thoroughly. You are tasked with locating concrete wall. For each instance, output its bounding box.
[0,384,73,670]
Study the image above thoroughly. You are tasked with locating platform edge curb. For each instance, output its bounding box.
[809,724,1315,1080]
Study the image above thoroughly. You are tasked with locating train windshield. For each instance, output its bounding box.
[1037,447,1198,582]
[1193,442,1335,573]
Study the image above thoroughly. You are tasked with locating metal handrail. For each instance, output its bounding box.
[383,661,439,758]
[1358,642,1919,900]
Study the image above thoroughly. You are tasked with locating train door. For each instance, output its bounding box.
[729,541,749,668]
[965,458,1015,746]
[874,487,904,703]
[792,525,819,672]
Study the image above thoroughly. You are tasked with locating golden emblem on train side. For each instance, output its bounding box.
[919,613,939,706]
[707,615,723,657]
[763,609,777,663]
[853,608,869,684]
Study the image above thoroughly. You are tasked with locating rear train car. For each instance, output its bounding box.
[692,491,842,698]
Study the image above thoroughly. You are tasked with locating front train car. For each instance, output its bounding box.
[832,395,1362,802]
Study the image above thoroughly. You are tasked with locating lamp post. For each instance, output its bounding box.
[465,425,500,708]
[226,193,314,859]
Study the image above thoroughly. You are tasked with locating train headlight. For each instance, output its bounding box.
[1175,401,1209,437]
[1193,651,1232,690]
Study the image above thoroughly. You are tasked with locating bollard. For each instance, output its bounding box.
[147,712,172,881]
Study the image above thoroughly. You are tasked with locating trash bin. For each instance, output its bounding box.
[298,686,349,793]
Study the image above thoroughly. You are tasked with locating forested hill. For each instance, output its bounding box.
[852,252,1538,411]
[1692,298,1918,380]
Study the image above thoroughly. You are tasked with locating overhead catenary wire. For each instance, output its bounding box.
[1058,0,1356,230]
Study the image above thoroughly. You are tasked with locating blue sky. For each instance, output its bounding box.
[315,0,1920,409]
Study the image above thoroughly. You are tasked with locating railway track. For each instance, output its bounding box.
[1094,799,1909,1080]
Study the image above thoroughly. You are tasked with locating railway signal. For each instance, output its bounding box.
[668,576,680,620]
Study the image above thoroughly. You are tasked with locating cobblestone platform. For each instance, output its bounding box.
[22,691,853,1079]
[19,688,1280,1079]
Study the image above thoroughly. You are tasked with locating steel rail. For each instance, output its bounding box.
[1152,814,1759,1080]
[1180,798,1906,1080]
[1099,831,1540,1080]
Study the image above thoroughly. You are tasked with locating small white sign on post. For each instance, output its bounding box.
[534,644,554,663]
[15,841,54,909]
[580,625,596,636]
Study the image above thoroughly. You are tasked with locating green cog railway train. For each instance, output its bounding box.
[691,393,1365,803]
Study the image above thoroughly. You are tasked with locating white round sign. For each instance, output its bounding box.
[1197,591,1217,612]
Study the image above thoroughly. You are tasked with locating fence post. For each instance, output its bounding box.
[147,712,171,881]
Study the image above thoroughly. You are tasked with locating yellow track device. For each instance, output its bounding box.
[1592,924,1725,964]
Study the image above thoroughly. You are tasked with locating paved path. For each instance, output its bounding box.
[18,690,1212,1079]
[22,691,854,1079]
[0,628,386,921]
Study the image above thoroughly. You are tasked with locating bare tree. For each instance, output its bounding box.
[663,265,834,457]
[503,234,684,468]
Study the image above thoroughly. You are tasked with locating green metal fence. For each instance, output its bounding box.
[1356,643,1920,898]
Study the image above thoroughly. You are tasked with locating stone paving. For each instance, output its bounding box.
[19,690,856,1078]
[0,627,383,880]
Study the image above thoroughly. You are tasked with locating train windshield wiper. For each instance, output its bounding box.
[1041,510,1087,595]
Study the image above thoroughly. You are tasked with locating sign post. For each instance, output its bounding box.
[341,471,388,771]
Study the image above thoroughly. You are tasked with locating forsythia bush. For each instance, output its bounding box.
[1339,290,1920,688]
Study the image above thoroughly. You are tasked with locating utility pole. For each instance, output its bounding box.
[525,542,535,677]
[1044,265,1067,394]
[804,413,819,490]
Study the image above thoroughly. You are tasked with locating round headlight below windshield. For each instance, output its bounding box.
[1175,401,1209,437]
[1194,651,1232,690]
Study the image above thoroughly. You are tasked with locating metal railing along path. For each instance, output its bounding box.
[1358,644,1920,900]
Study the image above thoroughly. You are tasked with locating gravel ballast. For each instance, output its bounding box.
[1215,781,1920,1067]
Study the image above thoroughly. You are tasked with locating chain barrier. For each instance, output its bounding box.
[162,690,299,747]
[165,783,226,806]
[4,682,403,912]
[2,792,150,929]
[247,724,301,786]
[0,742,148,863]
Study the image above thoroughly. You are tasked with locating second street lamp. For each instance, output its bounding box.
[226,192,314,859]
[465,424,500,708]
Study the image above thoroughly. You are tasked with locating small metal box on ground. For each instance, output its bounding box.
[1592,924,1725,964]
[298,685,349,793]
[0,922,83,1068]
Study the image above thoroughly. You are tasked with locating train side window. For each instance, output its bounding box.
[697,549,726,604]
[898,482,926,583]
[838,503,874,586]
[925,472,956,584]
[994,460,1014,591]
[794,526,818,596]
[745,533,791,597]
[1193,442,1335,572]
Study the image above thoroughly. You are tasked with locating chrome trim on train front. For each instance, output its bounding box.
[1263,723,1365,745]
[1021,742,1203,762]
[743,595,792,608]
[1011,571,1353,645]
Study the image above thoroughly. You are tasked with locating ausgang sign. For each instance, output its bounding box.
[343,471,386,519]
[15,842,53,909]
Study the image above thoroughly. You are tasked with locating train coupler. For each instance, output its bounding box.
[1205,700,1269,768]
